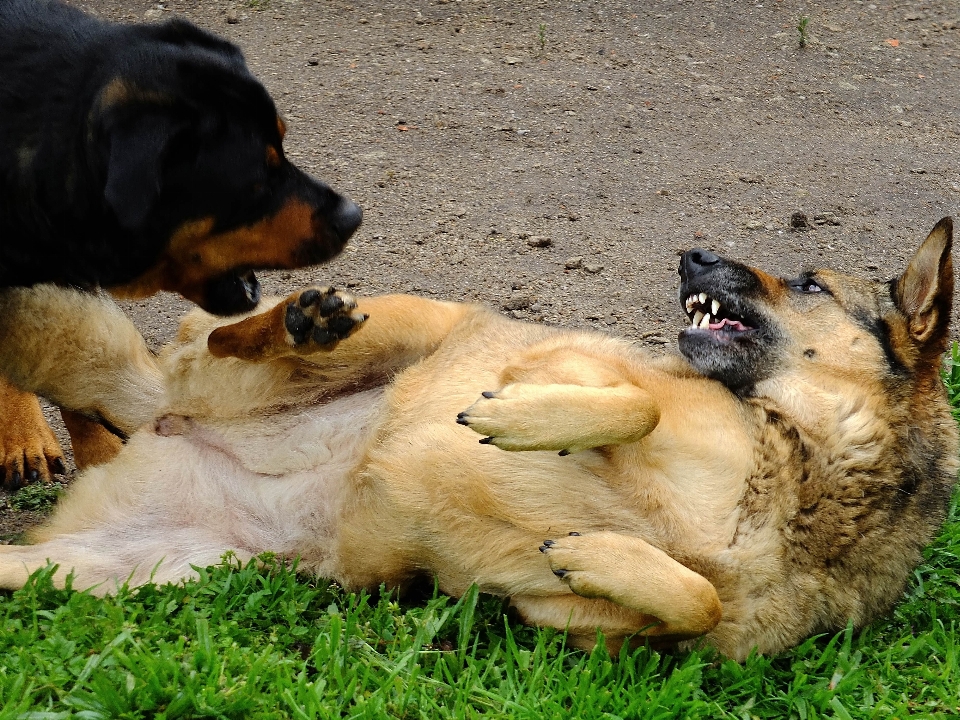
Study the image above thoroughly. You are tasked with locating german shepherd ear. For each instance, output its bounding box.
[895,217,953,344]
[103,114,173,231]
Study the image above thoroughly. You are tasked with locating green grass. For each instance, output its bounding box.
[2,357,960,717]
[9,481,64,513]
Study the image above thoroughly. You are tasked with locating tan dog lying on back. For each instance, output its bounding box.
[0,219,955,660]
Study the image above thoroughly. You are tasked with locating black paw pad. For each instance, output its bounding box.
[319,294,345,317]
[552,569,568,579]
[298,288,321,308]
[285,304,314,343]
[328,314,358,338]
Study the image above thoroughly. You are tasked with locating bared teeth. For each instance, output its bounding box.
[692,310,704,326]
[711,298,720,315]
[698,292,707,304]
[699,313,711,329]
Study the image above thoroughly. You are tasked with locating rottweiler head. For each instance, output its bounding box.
[92,19,361,314]
[677,217,953,396]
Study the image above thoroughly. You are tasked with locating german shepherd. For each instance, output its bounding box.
[0,0,362,486]
[0,219,954,660]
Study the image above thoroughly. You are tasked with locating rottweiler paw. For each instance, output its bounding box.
[283,287,367,350]
[0,388,66,491]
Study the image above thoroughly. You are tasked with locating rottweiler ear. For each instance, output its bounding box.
[103,114,173,232]
[895,217,953,344]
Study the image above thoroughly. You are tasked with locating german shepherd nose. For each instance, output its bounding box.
[680,248,721,280]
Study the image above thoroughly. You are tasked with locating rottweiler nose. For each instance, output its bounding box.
[331,198,363,242]
[680,248,721,280]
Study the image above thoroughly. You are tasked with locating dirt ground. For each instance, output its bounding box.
[2,0,960,534]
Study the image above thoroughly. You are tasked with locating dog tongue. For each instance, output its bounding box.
[710,318,748,332]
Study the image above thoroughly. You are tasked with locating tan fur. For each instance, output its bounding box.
[0,377,63,482]
[0,222,956,661]
[60,410,124,470]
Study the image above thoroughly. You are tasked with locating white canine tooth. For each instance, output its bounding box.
[698,292,707,304]
[699,313,710,329]
[692,310,704,326]
[711,299,720,315]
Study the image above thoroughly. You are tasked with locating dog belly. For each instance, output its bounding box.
[29,389,386,588]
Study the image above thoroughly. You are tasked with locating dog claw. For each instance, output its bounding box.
[479,436,494,444]
[481,391,497,399]
[558,449,570,456]
[456,416,469,426]
[552,569,568,578]
[52,457,66,475]
[568,531,581,536]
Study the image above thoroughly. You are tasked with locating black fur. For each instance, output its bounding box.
[0,0,361,313]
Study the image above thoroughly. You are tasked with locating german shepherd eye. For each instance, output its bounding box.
[789,277,825,294]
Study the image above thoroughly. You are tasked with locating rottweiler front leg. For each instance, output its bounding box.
[0,377,65,489]
[207,286,368,361]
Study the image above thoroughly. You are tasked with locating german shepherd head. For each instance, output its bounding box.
[677,218,958,654]
[678,218,954,400]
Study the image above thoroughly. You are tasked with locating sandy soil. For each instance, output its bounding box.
[2,0,959,535]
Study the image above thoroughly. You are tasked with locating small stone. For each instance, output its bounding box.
[529,303,542,313]
[790,212,812,230]
[565,256,583,270]
[503,294,532,311]
[910,168,927,174]
[449,253,466,265]
[745,219,765,230]
[307,58,319,66]
[527,235,552,248]
[225,8,239,23]
[583,263,604,274]
[813,213,840,226]
[656,188,670,196]
[567,212,580,221]
[503,56,523,65]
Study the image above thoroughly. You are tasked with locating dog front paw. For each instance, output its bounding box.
[283,287,367,351]
[456,384,579,454]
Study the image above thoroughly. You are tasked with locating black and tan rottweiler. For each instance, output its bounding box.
[0,219,954,661]
[0,0,362,486]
